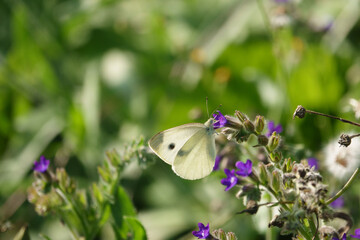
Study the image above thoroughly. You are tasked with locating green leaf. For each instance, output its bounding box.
[111,186,137,239]
[239,185,261,202]
[123,217,147,240]
[39,234,52,240]
[98,204,111,227]
[14,225,30,240]
[112,186,136,219]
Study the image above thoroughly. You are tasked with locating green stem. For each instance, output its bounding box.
[56,189,89,239]
[256,0,274,40]
[88,165,124,239]
[262,185,313,240]
[265,193,274,240]
[308,214,319,240]
[326,167,360,205]
[297,224,312,240]
[58,211,81,240]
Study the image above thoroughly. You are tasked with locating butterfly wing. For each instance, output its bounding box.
[172,128,216,180]
[148,123,205,165]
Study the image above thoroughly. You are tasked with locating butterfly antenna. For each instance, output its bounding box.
[210,104,222,116]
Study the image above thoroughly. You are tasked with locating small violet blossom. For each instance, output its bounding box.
[33,156,50,173]
[213,111,227,129]
[322,21,333,32]
[235,159,252,177]
[350,228,360,239]
[221,169,238,191]
[330,196,344,209]
[332,233,346,240]
[266,121,283,137]
[307,157,319,170]
[192,222,210,239]
[213,155,223,171]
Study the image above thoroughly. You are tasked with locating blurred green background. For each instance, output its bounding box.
[1,0,360,239]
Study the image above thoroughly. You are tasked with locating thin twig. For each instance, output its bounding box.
[326,168,360,205]
[305,109,360,127]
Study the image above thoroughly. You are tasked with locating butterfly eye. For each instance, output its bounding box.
[168,143,175,150]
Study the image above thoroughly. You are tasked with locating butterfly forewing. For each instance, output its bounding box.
[172,128,216,180]
[148,123,205,165]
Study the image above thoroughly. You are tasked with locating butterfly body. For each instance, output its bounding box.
[148,119,216,180]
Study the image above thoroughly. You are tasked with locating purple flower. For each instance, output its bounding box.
[322,21,333,32]
[213,155,223,171]
[330,196,344,209]
[221,169,238,191]
[235,159,252,177]
[350,228,360,239]
[266,121,283,137]
[33,156,50,173]
[333,233,347,240]
[192,222,210,239]
[213,111,227,129]
[307,157,319,170]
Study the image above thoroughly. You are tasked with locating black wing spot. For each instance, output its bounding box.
[168,143,175,150]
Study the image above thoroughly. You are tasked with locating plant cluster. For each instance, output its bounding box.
[193,107,360,240]
[24,106,360,240]
[26,139,151,240]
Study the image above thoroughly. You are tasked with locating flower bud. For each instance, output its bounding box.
[212,229,237,240]
[272,170,281,193]
[257,134,268,146]
[234,128,250,143]
[258,162,268,185]
[106,149,121,166]
[293,105,306,119]
[226,232,237,240]
[268,214,284,228]
[243,120,255,133]
[245,200,259,215]
[98,166,111,183]
[282,158,293,172]
[254,115,265,134]
[338,134,351,147]
[56,168,75,194]
[212,229,226,240]
[27,186,40,203]
[283,189,297,201]
[56,168,68,190]
[235,110,248,123]
[267,132,280,152]
[270,151,282,163]
[224,115,243,130]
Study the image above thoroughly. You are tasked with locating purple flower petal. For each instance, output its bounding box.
[266,121,283,137]
[307,157,319,170]
[33,156,50,173]
[350,228,360,239]
[235,159,252,177]
[221,169,238,191]
[329,196,344,209]
[332,233,347,240]
[212,111,227,129]
[213,155,222,171]
[192,222,210,239]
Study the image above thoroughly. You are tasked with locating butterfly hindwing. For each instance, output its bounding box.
[148,123,205,165]
[172,128,216,180]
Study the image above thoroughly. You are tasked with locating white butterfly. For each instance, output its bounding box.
[148,119,216,180]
